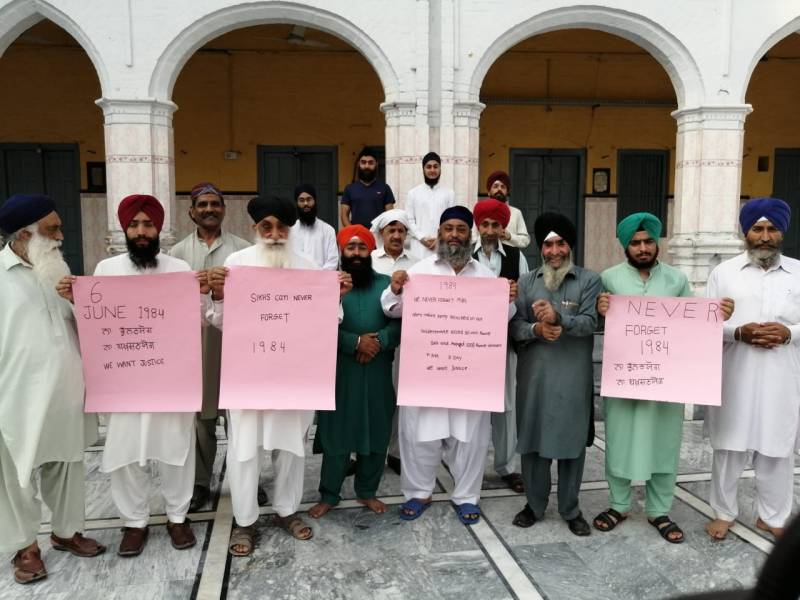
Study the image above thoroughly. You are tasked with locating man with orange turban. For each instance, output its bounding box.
[309,225,400,519]
[472,199,529,493]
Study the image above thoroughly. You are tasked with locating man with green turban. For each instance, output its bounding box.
[592,212,732,543]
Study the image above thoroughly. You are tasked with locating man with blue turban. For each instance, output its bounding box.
[592,212,733,544]
[705,197,799,540]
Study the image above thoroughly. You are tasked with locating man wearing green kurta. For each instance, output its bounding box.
[310,225,400,518]
[510,213,601,536]
[593,212,691,543]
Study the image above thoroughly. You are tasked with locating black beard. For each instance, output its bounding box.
[341,255,373,288]
[126,236,160,270]
[297,204,317,226]
[625,245,659,270]
[358,167,377,183]
[491,191,507,202]
[424,175,440,187]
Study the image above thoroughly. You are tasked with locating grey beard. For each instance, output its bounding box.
[747,246,780,269]
[436,239,471,270]
[542,255,573,292]
[27,232,71,288]
[253,234,292,269]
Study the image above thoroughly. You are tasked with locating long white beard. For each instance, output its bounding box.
[27,232,71,288]
[542,255,573,292]
[252,235,292,269]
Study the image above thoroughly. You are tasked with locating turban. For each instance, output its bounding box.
[0,194,56,234]
[534,212,577,249]
[422,151,441,166]
[486,170,511,193]
[440,205,473,228]
[370,208,410,234]
[118,194,165,233]
[739,197,791,234]
[337,224,376,252]
[616,212,662,248]
[247,195,297,226]
[293,183,317,202]
[190,182,223,202]
[473,199,511,229]
[358,146,379,161]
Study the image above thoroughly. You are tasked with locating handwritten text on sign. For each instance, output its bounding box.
[73,272,202,412]
[397,274,509,412]
[218,267,339,410]
[600,295,723,406]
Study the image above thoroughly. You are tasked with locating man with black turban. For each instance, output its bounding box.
[340,147,395,228]
[207,195,353,557]
[510,212,600,536]
[593,212,733,544]
[475,170,530,248]
[705,197,798,541]
[405,151,455,257]
[381,206,518,525]
[290,183,338,270]
[0,195,105,584]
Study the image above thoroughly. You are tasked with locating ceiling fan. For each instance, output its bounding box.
[252,25,331,49]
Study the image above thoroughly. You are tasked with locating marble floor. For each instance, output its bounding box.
[2,421,795,600]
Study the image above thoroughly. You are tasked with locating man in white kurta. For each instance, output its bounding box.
[207,195,350,556]
[381,206,516,524]
[169,182,250,512]
[405,152,455,258]
[472,170,531,249]
[0,194,104,584]
[705,197,800,540]
[290,183,339,270]
[370,209,419,472]
[471,200,529,494]
[95,195,198,556]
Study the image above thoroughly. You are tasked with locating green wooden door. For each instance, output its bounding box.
[773,149,800,259]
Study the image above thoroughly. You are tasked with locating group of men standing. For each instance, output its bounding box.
[0,143,798,583]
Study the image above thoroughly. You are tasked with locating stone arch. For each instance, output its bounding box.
[149,1,401,102]
[741,15,800,101]
[0,0,110,94]
[467,5,704,109]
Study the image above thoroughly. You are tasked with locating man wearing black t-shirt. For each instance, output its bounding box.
[340,147,395,227]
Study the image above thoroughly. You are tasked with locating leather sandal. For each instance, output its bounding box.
[11,545,47,584]
[166,521,196,550]
[50,532,106,557]
[118,526,149,557]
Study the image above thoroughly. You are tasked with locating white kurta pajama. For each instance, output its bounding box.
[0,244,98,552]
[705,252,800,528]
[207,246,341,524]
[381,255,515,505]
[473,241,529,477]
[405,182,455,258]
[290,219,339,270]
[94,252,197,528]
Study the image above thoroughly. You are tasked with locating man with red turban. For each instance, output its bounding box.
[309,225,400,519]
[477,170,530,248]
[472,199,529,494]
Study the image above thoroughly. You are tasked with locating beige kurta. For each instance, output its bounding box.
[94,252,199,472]
[170,229,250,418]
[0,244,97,487]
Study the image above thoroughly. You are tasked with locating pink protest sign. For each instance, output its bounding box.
[73,272,202,412]
[397,274,509,412]
[218,266,339,410]
[600,295,723,406]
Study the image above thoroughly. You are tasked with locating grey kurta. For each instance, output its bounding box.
[169,229,250,417]
[510,265,601,459]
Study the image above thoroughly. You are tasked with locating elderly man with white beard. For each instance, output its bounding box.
[0,194,105,585]
[206,195,352,557]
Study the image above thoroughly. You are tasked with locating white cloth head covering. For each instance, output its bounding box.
[370,209,411,249]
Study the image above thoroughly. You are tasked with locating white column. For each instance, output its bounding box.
[441,100,483,208]
[669,105,752,293]
[96,98,177,254]
[381,101,426,208]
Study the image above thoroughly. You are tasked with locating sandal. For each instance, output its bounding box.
[593,508,627,532]
[649,515,684,544]
[228,525,259,556]
[274,513,313,540]
[454,502,481,525]
[399,498,431,521]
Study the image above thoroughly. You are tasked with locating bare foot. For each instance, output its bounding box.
[706,518,734,539]
[308,502,334,519]
[356,497,387,514]
[756,518,785,539]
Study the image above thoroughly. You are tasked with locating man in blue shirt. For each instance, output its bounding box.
[340,147,395,227]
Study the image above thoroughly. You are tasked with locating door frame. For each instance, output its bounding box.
[508,147,587,265]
